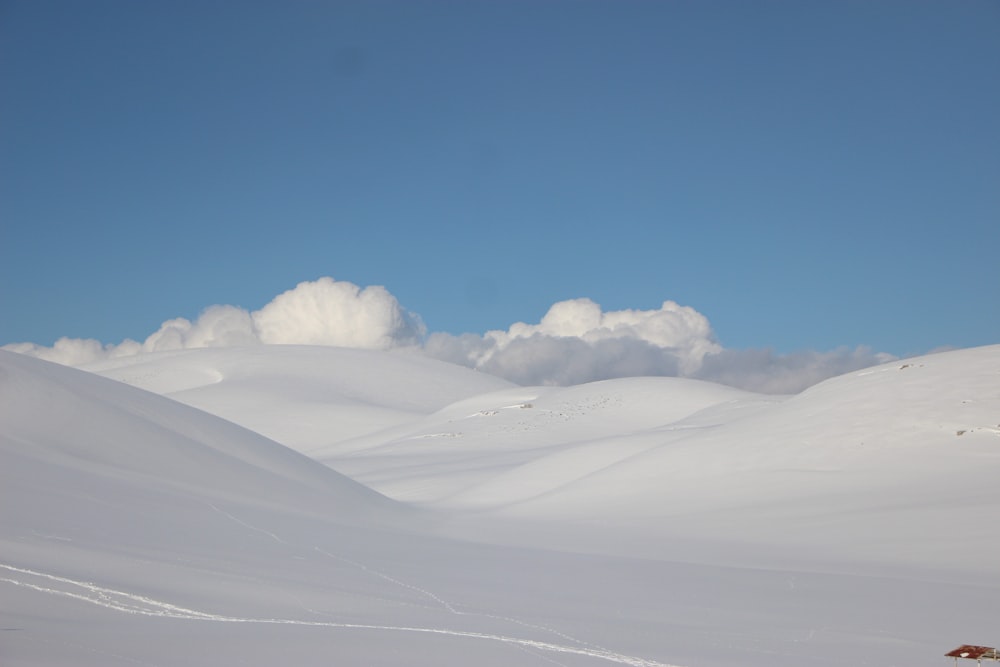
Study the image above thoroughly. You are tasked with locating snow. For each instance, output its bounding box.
[2,344,1000,666]
[84,345,516,455]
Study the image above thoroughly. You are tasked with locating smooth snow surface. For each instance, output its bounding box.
[3,345,1000,666]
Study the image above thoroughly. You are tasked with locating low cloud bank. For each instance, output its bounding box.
[425,298,722,386]
[692,347,895,394]
[424,298,893,392]
[3,277,894,393]
[5,278,425,365]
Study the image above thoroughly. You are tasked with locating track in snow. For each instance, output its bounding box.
[0,562,680,667]
[207,501,610,655]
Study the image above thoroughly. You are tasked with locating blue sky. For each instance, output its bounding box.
[2,0,998,359]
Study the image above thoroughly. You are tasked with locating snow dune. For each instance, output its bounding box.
[3,345,1000,666]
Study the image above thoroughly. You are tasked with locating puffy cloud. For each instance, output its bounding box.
[2,337,140,366]
[498,298,718,367]
[422,298,897,392]
[142,305,258,353]
[3,279,895,393]
[426,298,720,386]
[423,331,494,369]
[253,278,424,349]
[477,335,683,387]
[3,278,424,366]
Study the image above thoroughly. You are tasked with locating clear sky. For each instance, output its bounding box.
[2,0,998,359]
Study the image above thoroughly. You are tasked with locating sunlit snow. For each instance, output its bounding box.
[2,344,999,666]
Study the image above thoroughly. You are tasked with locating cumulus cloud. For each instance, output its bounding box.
[254,278,423,348]
[142,305,258,352]
[480,335,685,386]
[2,337,141,366]
[3,278,895,393]
[426,298,719,386]
[422,298,897,392]
[2,278,424,367]
[484,298,720,374]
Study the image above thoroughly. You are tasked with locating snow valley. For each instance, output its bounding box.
[2,344,999,666]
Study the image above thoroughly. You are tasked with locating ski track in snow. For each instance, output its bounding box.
[4,502,673,666]
[0,562,679,667]
[204,502,617,659]
[205,502,292,546]
[311,545,602,653]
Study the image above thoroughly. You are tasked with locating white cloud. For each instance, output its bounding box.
[423,298,898,392]
[3,278,424,366]
[426,298,721,386]
[2,279,895,393]
[487,298,720,374]
[2,337,141,366]
[253,278,424,349]
[142,305,258,353]
[479,335,684,386]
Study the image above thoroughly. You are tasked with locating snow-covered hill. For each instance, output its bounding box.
[430,347,1000,572]
[3,345,1000,666]
[85,345,516,454]
[85,344,1000,571]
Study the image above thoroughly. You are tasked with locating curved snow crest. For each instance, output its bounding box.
[84,345,517,456]
[0,349,407,524]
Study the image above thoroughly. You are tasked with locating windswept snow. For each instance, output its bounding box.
[3,345,1000,666]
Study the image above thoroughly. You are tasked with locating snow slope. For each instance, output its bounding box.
[85,345,516,455]
[1,351,688,666]
[324,377,770,507]
[431,347,1000,572]
[4,345,1000,666]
